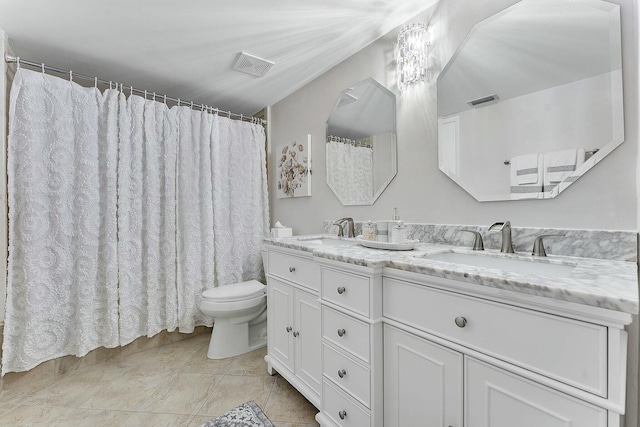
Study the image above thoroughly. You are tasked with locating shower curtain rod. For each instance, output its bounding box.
[4,54,265,125]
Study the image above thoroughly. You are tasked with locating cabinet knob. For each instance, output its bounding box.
[338,369,347,378]
[293,331,299,337]
[337,328,346,337]
[337,286,346,294]
[339,410,347,420]
[289,266,296,273]
[455,316,468,328]
[286,326,292,333]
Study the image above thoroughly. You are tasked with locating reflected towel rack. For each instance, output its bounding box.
[503,149,599,165]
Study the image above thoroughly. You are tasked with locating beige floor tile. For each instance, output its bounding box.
[188,414,215,427]
[47,408,133,427]
[272,423,321,427]
[107,343,199,375]
[198,375,275,417]
[80,370,173,411]
[226,346,270,376]
[0,389,31,417]
[264,377,319,424]
[180,346,234,375]
[121,411,194,427]
[1,363,58,399]
[179,332,211,348]
[21,366,110,408]
[0,404,75,426]
[138,372,221,415]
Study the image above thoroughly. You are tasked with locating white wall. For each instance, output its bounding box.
[269,0,638,235]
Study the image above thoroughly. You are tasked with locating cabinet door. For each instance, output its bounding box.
[465,358,607,427]
[268,278,294,372]
[295,289,322,395]
[384,325,463,427]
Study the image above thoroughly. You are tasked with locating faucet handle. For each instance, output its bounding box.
[333,218,346,237]
[460,229,484,251]
[532,234,566,257]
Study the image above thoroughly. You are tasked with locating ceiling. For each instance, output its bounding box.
[0,0,434,116]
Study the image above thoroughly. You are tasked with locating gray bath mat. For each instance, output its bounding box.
[199,401,274,427]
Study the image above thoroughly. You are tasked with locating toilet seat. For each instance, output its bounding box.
[202,280,265,302]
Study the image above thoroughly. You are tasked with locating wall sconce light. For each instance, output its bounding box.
[396,23,428,91]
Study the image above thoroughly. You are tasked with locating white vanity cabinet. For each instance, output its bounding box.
[383,269,630,427]
[263,241,634,427]
[383,324,463,426]
[315,259,384,427]
[264,246,322,408]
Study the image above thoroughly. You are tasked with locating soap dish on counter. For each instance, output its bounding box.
[358,239,419,251]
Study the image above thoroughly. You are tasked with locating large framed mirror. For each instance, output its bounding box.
[437,0,623,201]
[326,78,397,205]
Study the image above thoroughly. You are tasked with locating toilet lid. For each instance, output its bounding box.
[202,280,266,302]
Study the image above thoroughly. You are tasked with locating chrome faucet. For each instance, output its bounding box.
[333,217,355,238]
[489,221,515,253]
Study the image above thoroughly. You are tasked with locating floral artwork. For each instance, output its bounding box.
[276,134,311,198]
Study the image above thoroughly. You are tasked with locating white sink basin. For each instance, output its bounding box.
[297,237,356,247]
[421,251,576,278]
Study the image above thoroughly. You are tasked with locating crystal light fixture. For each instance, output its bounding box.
[396,23,428,90]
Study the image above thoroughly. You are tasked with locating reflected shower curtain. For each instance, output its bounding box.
[3,68,269,374]
[3,69,120,373]
[326,140,373,204]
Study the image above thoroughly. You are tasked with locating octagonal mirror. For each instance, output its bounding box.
[437,0,623,201]
[326,78,397,205]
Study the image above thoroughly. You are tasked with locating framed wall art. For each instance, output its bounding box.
[276,134,311,198]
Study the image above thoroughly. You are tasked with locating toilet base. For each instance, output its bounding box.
[207,316,267,360]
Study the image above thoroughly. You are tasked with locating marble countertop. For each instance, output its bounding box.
[264,235,639,315]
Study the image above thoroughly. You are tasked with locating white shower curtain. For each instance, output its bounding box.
[175,111,269,332]
[117,95,179,345]
[3,69,120,373]
[2,68,269,374]
[175,107,216,332]
[211,115,269,286]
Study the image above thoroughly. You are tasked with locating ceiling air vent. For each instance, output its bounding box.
[232,52,275,77]
[467,94,499,107]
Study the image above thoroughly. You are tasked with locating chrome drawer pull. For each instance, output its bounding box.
[337,328,346,337]
[286,326,292,333]
[293,331,299,337]
[337,286,346,294]
[455,316,468,328]
[339,410,347,420]
[338,369,347,378]
[289,266,296,273]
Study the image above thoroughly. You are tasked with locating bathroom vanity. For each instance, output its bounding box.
[262,235,637,427]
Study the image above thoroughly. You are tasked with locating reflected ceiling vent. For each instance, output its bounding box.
[468,94,499,107]
[232,52,275,77]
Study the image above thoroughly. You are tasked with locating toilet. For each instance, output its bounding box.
[200,280,268,359]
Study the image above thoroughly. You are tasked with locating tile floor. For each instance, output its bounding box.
[0,334,320,426]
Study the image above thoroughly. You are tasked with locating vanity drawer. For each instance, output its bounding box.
[268,250,320,291]
[322,306,370,364]
[323,342,371,408]
[323,379,371,427]
[322,267,371,317]
[383,277,608,397]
